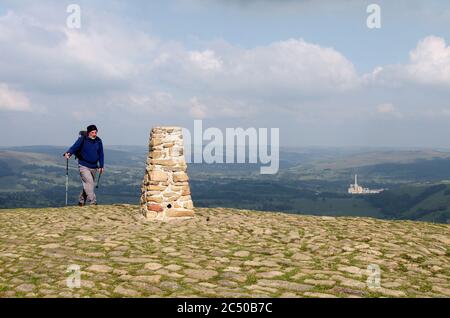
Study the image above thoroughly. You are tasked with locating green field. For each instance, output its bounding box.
[1,146,450,223]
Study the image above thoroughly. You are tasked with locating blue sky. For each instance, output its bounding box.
[107,0,449,71]
[0,0,450,148]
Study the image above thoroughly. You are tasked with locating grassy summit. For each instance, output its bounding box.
[0,205,448,298]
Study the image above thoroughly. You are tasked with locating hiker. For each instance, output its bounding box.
[64,125,104,206]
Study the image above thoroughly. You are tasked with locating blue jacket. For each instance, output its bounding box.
[67,136,104,169]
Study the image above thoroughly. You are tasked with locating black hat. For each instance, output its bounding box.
[87,125,98,133]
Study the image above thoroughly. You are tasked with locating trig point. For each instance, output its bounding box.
[140,127,195,221]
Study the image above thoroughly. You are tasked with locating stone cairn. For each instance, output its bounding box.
[140,127,195,221]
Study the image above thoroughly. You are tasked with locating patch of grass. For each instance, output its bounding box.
[29,276,40,284]
[417,282,433,293]
[311,258,327,270]
[311,284,334,293]
[295,274,316,283]
[366,290,384,298]
[329,261,339,271]
[398,263,408,272]
[378,264,389,273]
[245,273,257,285]
[169,258,187,267]
[400,253,425,264]
[276,268,299,281]
[87,244,107,253]
[347,257,359,266]
[0,285,9,292]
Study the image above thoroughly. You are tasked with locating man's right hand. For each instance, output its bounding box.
[64,153,71,159]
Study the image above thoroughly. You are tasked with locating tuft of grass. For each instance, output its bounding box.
[347,257,359,266]
[418,282,433,293]
[285,251,294,258]
[0,285,9,292]
[29,276,40,284]
[378,264,389,273]
[400,253,425,264]
[366,290,384,298]
[329,261,339,271]
[311,284,334,293]
[398,263,408,272]
[245,273,257,285]
[276,268,299,281]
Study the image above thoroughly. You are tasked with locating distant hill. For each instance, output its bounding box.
[312,149,450,169]
[1,146,450,223]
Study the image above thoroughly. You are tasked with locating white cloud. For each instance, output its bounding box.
[0,9,159,93]
[0,8,360,119]
[118,91,178,115]
[376,103,395,114]
[375,103,402,118]
[189,97,208,119]
[367,35,450,87]
[189,50,223,71]
[153,38,360,97]
[234,39,359,93]
[187,96,255,119]
[62,25,158,80]
[407,36,450,85]
[2,4,450,149]
[0,83,31,111]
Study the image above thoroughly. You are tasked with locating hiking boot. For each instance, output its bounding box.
[78,202,84,207]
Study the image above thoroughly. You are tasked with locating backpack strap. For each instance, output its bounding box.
[75,136,86,160]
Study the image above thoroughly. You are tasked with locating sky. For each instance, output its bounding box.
[0,0,450,148]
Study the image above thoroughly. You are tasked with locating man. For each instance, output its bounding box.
[64,125,104,206]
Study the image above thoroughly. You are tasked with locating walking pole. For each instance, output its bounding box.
[65,157,69,206]
[96,170,102,189]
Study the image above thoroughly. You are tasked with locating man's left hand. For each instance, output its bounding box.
[98,168,105,174]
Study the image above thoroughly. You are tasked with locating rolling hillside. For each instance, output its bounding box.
[1,146,450,223]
